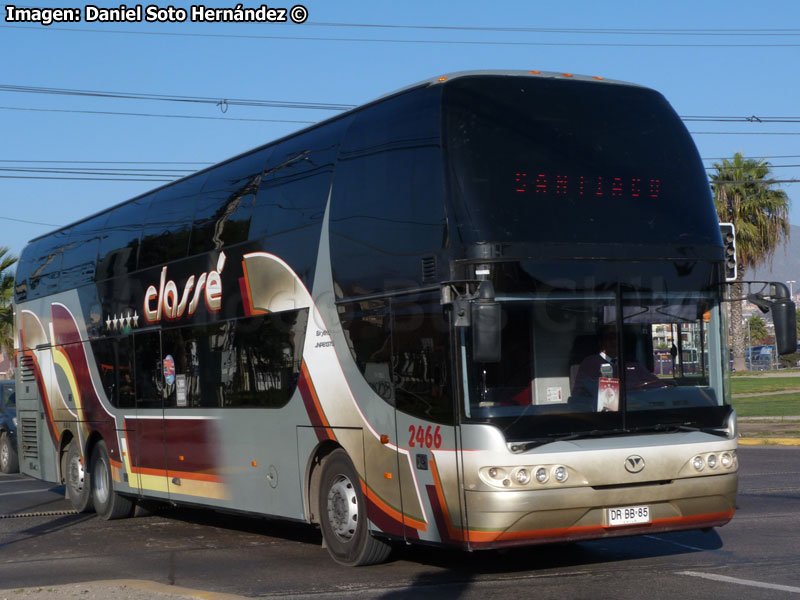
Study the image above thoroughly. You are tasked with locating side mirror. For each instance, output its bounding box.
[471,281,502,363]
[748,282,798,356]
[772,298,797,355]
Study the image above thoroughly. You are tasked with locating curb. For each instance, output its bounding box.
[738,437,800,446]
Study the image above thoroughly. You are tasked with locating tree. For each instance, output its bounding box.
[747,315,769,345]
[0,247,17,358]
[711,152,790,372]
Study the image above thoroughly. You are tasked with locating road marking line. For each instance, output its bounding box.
[0,489,58,497]
[644,535,705,552]
[679,571,800,594]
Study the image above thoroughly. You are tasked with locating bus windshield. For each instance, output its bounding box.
[463,289,730,442]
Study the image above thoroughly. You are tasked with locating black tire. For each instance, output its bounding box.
[90,440,134,520]
[0,432,18,474]
[318,449,391,566]
[65,440,93,513]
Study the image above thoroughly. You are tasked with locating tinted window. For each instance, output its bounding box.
[443,76,718,245]
[60,214,108,289]
[2,384,14,409]
[91,335,135,408]
[138,191,196,270]
[134,330,162,409]
[392,297,453,424]
[250,119,351,241]
[27,228,70,298]
[339,300,393,403]
[161,311,308,408]
[14,239,41,302]
[97,198,150,281]
[189,149,270,255]
[329,88,446,298]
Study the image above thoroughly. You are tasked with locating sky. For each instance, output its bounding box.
[1,0,800,262]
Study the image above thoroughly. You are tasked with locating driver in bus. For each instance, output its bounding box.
[571,327,668,401]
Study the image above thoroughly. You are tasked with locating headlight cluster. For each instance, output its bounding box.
[481,464,570,488]
[691,451,737,472]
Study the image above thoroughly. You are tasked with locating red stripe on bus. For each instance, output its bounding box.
[297,361,335,442]
[427,457,465,543]
[239,261,267,316]
[360,479,426,533]
[50,304,119,456]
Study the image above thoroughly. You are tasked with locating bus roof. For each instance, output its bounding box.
[24,69,642,247]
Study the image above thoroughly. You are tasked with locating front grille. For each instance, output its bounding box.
[20,418,38,460]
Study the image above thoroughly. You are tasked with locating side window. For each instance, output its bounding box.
[60,214,107,289]
[338,300,394,404]
[160,311,308,409]
[91,336,135,408]
[138,189,197,271]
[250,119,351,242]
[133,331,162,408]
[189,149,269,255]
[14,239,41,302]
[330,88,446,298]
[28,228,70,299]
[391,297,454,425]
[97,198,150,281]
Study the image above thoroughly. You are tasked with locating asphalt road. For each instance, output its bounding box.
[1,446,799,599]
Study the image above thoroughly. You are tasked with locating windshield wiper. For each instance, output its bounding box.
[510,428,630,452]
[510,423,724,452]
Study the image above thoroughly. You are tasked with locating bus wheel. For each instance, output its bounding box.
[318,449,391,566]
[90,440,134,520]
[0,432,18,473]
[65,440,93,513]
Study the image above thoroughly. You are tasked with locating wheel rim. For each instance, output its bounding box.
[326,473,359,542]
[93,457,109,505]
[0,440,7,468]
[69,455,86,495]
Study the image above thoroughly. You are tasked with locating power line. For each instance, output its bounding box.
[0,159,213,165]
[307,22,800,37]
[0,83,355,111]
[0,174,175,182]
[690,131,800,135]
[0,215,60,226]
[682,116,800,123]
[4,24,800,47]
[0,105,316,124]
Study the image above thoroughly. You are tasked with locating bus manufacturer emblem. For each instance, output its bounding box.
[625,455,645,473]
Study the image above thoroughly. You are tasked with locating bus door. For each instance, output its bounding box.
[340,300,404,538]
[159,327,219,506]
[390,295,461,544]
[130,330,169,500]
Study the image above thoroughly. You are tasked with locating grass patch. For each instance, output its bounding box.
[732,392,800,418]
[731,377,800,395]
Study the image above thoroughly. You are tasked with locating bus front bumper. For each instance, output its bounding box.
[462,472,737,549]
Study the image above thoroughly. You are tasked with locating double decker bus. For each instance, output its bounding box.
[14,71,796,566]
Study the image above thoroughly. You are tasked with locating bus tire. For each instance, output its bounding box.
[0,432,18,474]
[65,440,93,513]
[90,440,134,520]
[318,449,391,566]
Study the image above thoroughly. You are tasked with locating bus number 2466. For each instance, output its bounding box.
[409,425,442,449]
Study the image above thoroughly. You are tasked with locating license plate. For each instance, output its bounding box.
[607,505,650,526]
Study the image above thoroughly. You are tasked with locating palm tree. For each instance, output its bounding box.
[0,247,18,359]
[710,152,790,371]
